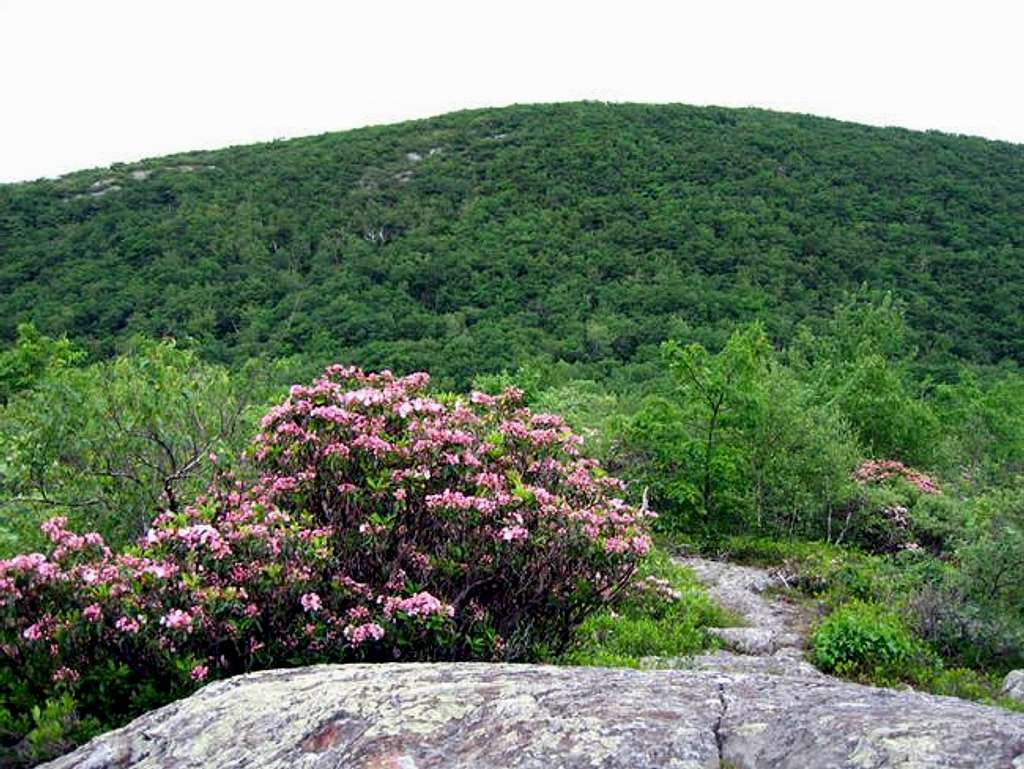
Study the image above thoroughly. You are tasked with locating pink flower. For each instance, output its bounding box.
[0,576,17,599]
[498,525,529,543]
[83,603,102,622]
[40,516,70,544]
[501,386,524,403]
[344,622,385,645]
[852,459,940,494]
[300,592,322,613]
[384,591,454,619]
[160,609,193,632]
[268,476,299,495]
[351,434,393,457]
[190,664,209,682]
[143,562,176,579]
[115,616,142,634]
[630,536,652,556]
[603,537,630,554]
[346,605,370,621]
[175,524,231,558]
[52,667,80,684]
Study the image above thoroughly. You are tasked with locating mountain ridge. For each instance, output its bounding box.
[3,101,1023,386]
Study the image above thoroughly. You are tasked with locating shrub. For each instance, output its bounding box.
[923,667,1008,703]
[0,366,652,764]
[811,600,931,683]
[838,462,961,554]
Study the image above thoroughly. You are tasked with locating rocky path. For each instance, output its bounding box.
[649,556,822,677]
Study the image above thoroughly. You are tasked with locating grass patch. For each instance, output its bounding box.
[561,546,738,668]
[921,668,1024,714]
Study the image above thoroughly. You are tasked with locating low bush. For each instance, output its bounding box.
[839,460,959,554]
[0,366,652,765]
[810,600,934,684]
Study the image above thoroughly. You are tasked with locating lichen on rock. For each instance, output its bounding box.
[41,663,1024,768]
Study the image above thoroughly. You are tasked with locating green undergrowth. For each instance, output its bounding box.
[717,535,1024,712]
[560,545,741,668]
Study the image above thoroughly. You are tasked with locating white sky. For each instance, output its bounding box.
[1,0,1022,184]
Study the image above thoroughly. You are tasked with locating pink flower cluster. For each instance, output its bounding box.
[160,609,193,632]
[345,622,385,645]
[381,591,454,619]
[852,459,941,494]
[300,592,322,612]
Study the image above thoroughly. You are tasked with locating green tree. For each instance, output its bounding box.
[0,340,267,553]
[0,324,83,405]
[934,368,1024,483]
[628,322,861,539]
[663,324,770,522]
[628,324,770,532]
[790,291,943,467]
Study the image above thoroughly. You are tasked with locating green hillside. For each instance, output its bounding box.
[2,102,1023,385]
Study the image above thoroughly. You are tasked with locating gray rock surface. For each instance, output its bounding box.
[707,626,776,655]
[720,671,1024,768]
[642,649,823,678]
[674,556,816,676]
[42,662,1024,768]
[1004,670,1024,703]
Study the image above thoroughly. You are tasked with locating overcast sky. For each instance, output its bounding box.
[2,0,1022,184]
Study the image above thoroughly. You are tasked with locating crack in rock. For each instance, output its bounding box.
[713,681,728,766]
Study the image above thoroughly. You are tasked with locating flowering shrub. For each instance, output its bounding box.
[0,366,651,764]
[852,459,941,495]
[844,460,944,553]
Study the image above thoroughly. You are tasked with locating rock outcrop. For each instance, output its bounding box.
[42,662,1024,768]
[1005,670,1024,703]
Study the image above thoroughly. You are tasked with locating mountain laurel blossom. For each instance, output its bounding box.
[0,365,651,757]
[852,459,941,495]
[344,622,386,645]
[159,609,193,632]
[300,592,323,612]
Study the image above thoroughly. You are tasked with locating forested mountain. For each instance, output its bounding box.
[6,104,1024,764]
[2,102,1023,386]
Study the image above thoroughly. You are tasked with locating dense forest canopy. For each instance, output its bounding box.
[2,102,1024,387]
